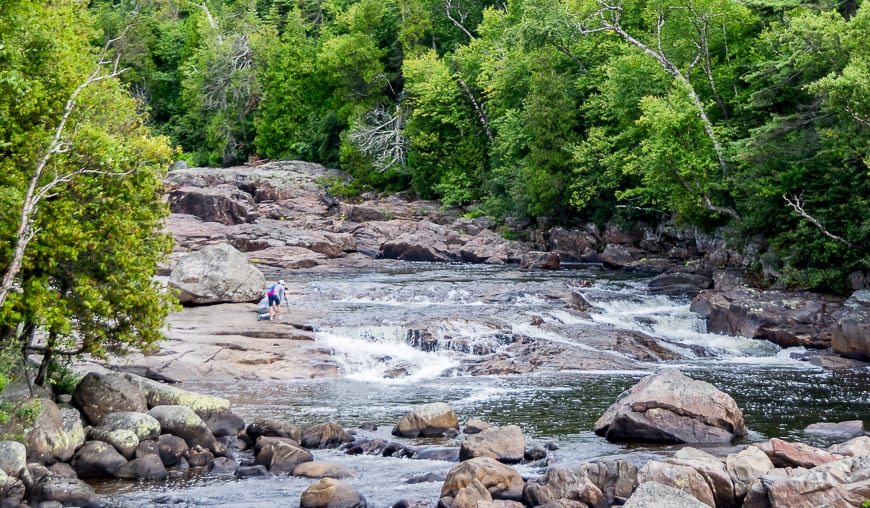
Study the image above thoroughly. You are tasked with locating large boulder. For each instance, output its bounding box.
[520,251,560,270]
[690,288,840,349]
[28,476,105,508]
[594,370,746,444]
[393,402,460,438]
[381,223,458,262]
[95,412,162,442]
[115,453,169,481]
[0,399,80,465]
[300,477,367,508]
[124,373,231,417]
[71,440,127,478]
[459,425,525,463]
[87,427,139,460]
[147,405,219,453]
[522,465,606,508]
[440,457,524,504]
[831,290,870,360]
[168,243,266,304]
[72,372,147,426]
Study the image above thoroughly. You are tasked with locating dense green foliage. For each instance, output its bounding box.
[0,0,177,386]
[2,0,866,295]
[87,0,867,291]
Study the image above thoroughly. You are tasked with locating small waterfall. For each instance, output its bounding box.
[316,327,459,382]
[575,281,803,364]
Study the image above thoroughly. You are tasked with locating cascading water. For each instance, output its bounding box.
[98,262,870,507]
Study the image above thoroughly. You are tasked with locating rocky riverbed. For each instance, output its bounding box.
[144,160,868,381]
[2,160,868,507]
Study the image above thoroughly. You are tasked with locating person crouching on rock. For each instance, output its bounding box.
[267,280,286,320]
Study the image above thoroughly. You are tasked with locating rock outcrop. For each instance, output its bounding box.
[169,243,266,304]
[594,370,747,444]
[831,290,870,360]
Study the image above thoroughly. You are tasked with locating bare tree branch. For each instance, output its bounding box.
[0,6,140,308]
[845,105,870,129]
[784,193,855,249]
[457,79,495,143]
[349,102,409,172]
[574,1,728,176]
[445,0,476,40]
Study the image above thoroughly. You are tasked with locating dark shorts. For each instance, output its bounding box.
[268,294,280,306]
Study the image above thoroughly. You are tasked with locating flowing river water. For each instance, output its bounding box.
[96,263,870,507]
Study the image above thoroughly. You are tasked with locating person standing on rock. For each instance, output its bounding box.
[266,280,287,320]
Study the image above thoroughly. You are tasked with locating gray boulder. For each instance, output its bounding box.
[147,405,219,453]
[123,373,231,416]
[87,428,139,460]
[804,420,865,441]
[96,412,161,442]
[393,402,460,438]
[832,290,870,360]
[690,288,840,349]
[28,477,105,508]
[246,419,302,442]
[157,434,189,467]
[0,441,26,478]
[115,453,168,481]
[594,370,746,444]
[3,399,80,464]
[72,372,147,426]
[460,425,525,464]
[168,243,266,304]
[71,441,127,478]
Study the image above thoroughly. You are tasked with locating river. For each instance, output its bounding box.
[95,262,870,507]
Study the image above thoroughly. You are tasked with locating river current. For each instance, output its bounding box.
[97,263,870,507]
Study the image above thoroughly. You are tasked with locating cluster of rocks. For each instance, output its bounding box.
[1,370,867,507]
[348,371,870,508]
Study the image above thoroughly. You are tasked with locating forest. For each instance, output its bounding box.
[79,0,868,292]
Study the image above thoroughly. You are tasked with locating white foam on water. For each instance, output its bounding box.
[576,286,796,362]
[316,329,459,383]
